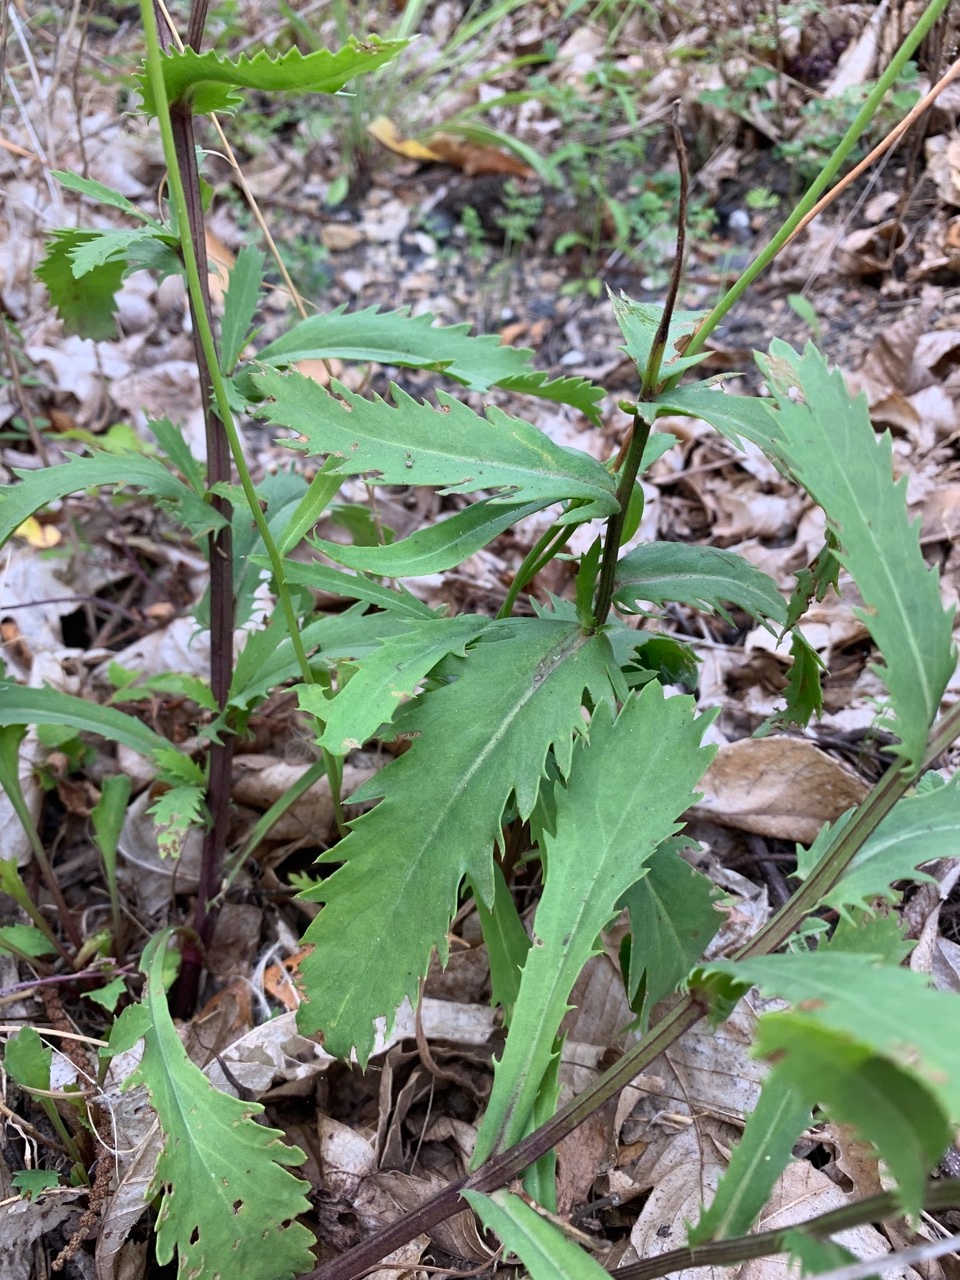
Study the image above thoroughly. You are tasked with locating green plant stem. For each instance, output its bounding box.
[681,0,950,363]
[33,1093,87,1176]
[310,700,960,1280]
[497,522,570,619]
[591,108,687,629]
[590,410,651,626]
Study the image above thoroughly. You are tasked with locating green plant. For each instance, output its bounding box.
[2,4,960,1280]
[776,67,921,187]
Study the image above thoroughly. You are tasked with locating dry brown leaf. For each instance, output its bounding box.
[368,115,533,177]
[627,1121,732,1279]
[825,1122,885,1200]
[0,1192,88,1280]
[741,1159,923,1280]
[231,755,379,844]
[293,356,343,388]
[920,485,960,543]
[13,515,61,548]
[204,227,234,309]
[368,115,442,162]
[658,1001,770,1124]
[317,1114,377,1195]
[421,133,534,178]
[932,937,960,993]
[926,133,960,207]
[692,737,868,843]
[376,1170,494,1264]
[263,953,304,1012]
[835,221,904,276]
[320,224,365,252]
[823,0,883,97]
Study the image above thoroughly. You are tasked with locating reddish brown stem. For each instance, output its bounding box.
[161,2,236,1016]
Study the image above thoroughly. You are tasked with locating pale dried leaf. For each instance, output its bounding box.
[231,755,379,842]
[0,1191,86,1280]
[692,738,869,843]
[740,1159,921,1280]
[628,1122,731,1280]
[823,0,884,96]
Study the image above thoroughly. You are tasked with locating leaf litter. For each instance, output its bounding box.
[1,1,960,1277]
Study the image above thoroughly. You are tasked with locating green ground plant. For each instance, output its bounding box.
[1,1,960,1279]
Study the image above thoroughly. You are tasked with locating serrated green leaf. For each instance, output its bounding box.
[148,784,207,858]
[136,38,410,116]
[464,1189,611,1280]
[110,933,314,1280]
[314,497,548,577]
[496,371,605,425]
[152,746,205,787]
[221,245,265,373]
[796,778,960,912]
[755,342,956,768]
[68,228,170,277]
[254,305,604,421]
[0,684,170,763]
[782,1230,857,1276]
[84,975,127,1012]
[275,560,436,619]
[4,1027,52,1092]
[612,543,787,626]
[52,171,163,226]
[0,452,225,546]
[232,469,308,627]
[226,607,419,719]
[820,908,913,963]
[473,863,531,1020]
[255,304,534,389]
[148,418,206,494]
[764,1024,949,1216]
[327,502,391,546]
[690,1077,811,1243]
[608,626,700,692]
[621,838,722,1028]
[703,950,960,1213]
[277,461,343,555]
[295,618,618,1062]
[473,688,716,1164]
[656,380,780,452]
[304,615,493,753]
[35,231,126,340]
[11,1169,61,1200]
[254,371,619,518]
[707,952,960,1116]
[774,629,824,729]
[610,292,711,381]
[0,925,57,959]
[784,536,842,630]
[109,671,218,713]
